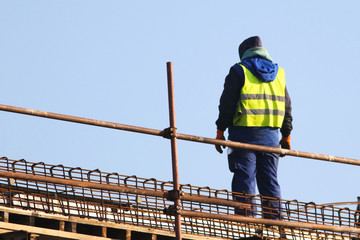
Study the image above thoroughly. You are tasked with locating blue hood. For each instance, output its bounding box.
[241,58,279,82]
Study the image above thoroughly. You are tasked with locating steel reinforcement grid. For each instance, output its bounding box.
[0,157,359,240]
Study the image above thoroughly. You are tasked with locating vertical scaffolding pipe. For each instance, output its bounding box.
[166,62,182,240]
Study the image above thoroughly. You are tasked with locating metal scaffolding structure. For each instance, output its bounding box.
[0,62,359,239]
[0,157,359,240]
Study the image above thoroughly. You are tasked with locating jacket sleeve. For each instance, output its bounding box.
[280,87,293,137]
[215,65,244,131]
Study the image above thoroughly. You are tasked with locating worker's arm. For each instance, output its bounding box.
[215,65,244,153]
[215,65,244,131]
[280,87,293,137]
[280,87,293,152]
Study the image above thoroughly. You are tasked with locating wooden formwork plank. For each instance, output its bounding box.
[0,206,224,240]
[0,222,112,240]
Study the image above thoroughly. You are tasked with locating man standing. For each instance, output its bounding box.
[215,36,293,219]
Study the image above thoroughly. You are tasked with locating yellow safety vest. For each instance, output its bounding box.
[233,64,286,128]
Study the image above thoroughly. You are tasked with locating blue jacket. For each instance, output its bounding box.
[216,55,293,146]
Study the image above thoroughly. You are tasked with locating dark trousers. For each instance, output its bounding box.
[228,148,281,219]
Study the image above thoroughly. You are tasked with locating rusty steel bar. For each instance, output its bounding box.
[180,194,250,209]
[0,104,162,137]
[0,170,250,209]
[179,210,360,235]
[321,201,360,206]
[0,103,359,166]
[0,170,165,198]
[175,132,360,166]
[166,62,182,240]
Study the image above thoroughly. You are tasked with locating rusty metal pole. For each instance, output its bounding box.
[0,104,162,136]
[166,62,182,240]
[1,103,360,166]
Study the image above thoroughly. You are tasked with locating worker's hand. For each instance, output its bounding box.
[279,135,291,157]
[215,130,226,154]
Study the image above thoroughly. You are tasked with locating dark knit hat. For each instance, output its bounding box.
[238,36,262,59]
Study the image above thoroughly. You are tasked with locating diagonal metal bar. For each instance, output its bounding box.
[175,132,360,166]
[0,103,359,166]
[0,104,162,136]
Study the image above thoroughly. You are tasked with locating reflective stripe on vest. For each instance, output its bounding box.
[233,64,286,128]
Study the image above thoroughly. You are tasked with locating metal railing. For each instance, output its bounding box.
[0,103,359,167]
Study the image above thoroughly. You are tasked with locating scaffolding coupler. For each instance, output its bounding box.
[161,127,177,139]
[163,205,181,216]
[166,189,184,201]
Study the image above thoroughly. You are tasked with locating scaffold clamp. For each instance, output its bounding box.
[161,127,177,139]
[166,189,183,201]
[163,205,181,215]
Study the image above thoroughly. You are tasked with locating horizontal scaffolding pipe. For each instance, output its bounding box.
[0,104,162,137]
[179,210,360,235]
[0,170,249,209]
[0,104,359,166]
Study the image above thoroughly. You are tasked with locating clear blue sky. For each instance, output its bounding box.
[1,1,359,209]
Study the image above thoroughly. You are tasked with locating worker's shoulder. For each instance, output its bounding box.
[230,63,244,77]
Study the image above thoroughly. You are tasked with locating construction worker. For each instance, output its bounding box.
[215,36,293,219]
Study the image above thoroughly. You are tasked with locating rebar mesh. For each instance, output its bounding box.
[0,157,359,239]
